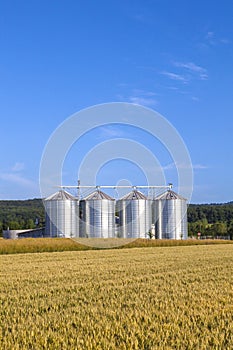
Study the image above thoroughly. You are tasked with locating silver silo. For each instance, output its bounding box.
[117,190,152,238]
[79,190,115,238]
[44,190,79,238]
[153,190,187,239]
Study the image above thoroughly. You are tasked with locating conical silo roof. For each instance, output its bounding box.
[120,190,147,200]
[45,190,77,201]
[83,190,114,201]
[155,190,186,201]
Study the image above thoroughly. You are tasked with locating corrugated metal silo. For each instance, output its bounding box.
[79,190,115,238]
[153,190,187,239]
[44,190,79,237]
[117,190,152,238]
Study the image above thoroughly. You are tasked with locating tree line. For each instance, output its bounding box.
[0,199,44,232]
[188,203,233,238]
[0,199,232,238]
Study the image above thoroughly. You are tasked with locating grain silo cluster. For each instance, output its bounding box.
[44,187,187,240]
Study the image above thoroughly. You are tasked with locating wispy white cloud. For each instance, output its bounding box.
[173,61,208,80]
[206,31,214,40]
[163,162,208,170]
[199,73,208,80]
[162,163,175,170]
[174,61,203,73]
[220,38,231,44]
[193,164,209,169]
[97,125,130,139]
[167,86,179,91]
[191,96,200,102]
[204,31,230,46]
[117,89,158,107]
[205,31,216,45]
[131,89,158,97]
[160,71,188,83]
[128,96,157,106]
[12,162,25,172]
[0,172,36,188]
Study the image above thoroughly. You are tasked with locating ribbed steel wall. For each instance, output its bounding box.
[79,199,115,238]
[117,199,152,238]
[45,199,79,238]
[153,198,187,239]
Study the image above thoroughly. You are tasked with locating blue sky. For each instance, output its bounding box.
[0,0,232,203]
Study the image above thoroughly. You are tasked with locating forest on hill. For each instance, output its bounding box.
[0,199,44,232]
[0,199,232,238]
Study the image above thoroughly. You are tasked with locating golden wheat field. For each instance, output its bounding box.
[1,245,233,349]
[1,237,232,255]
